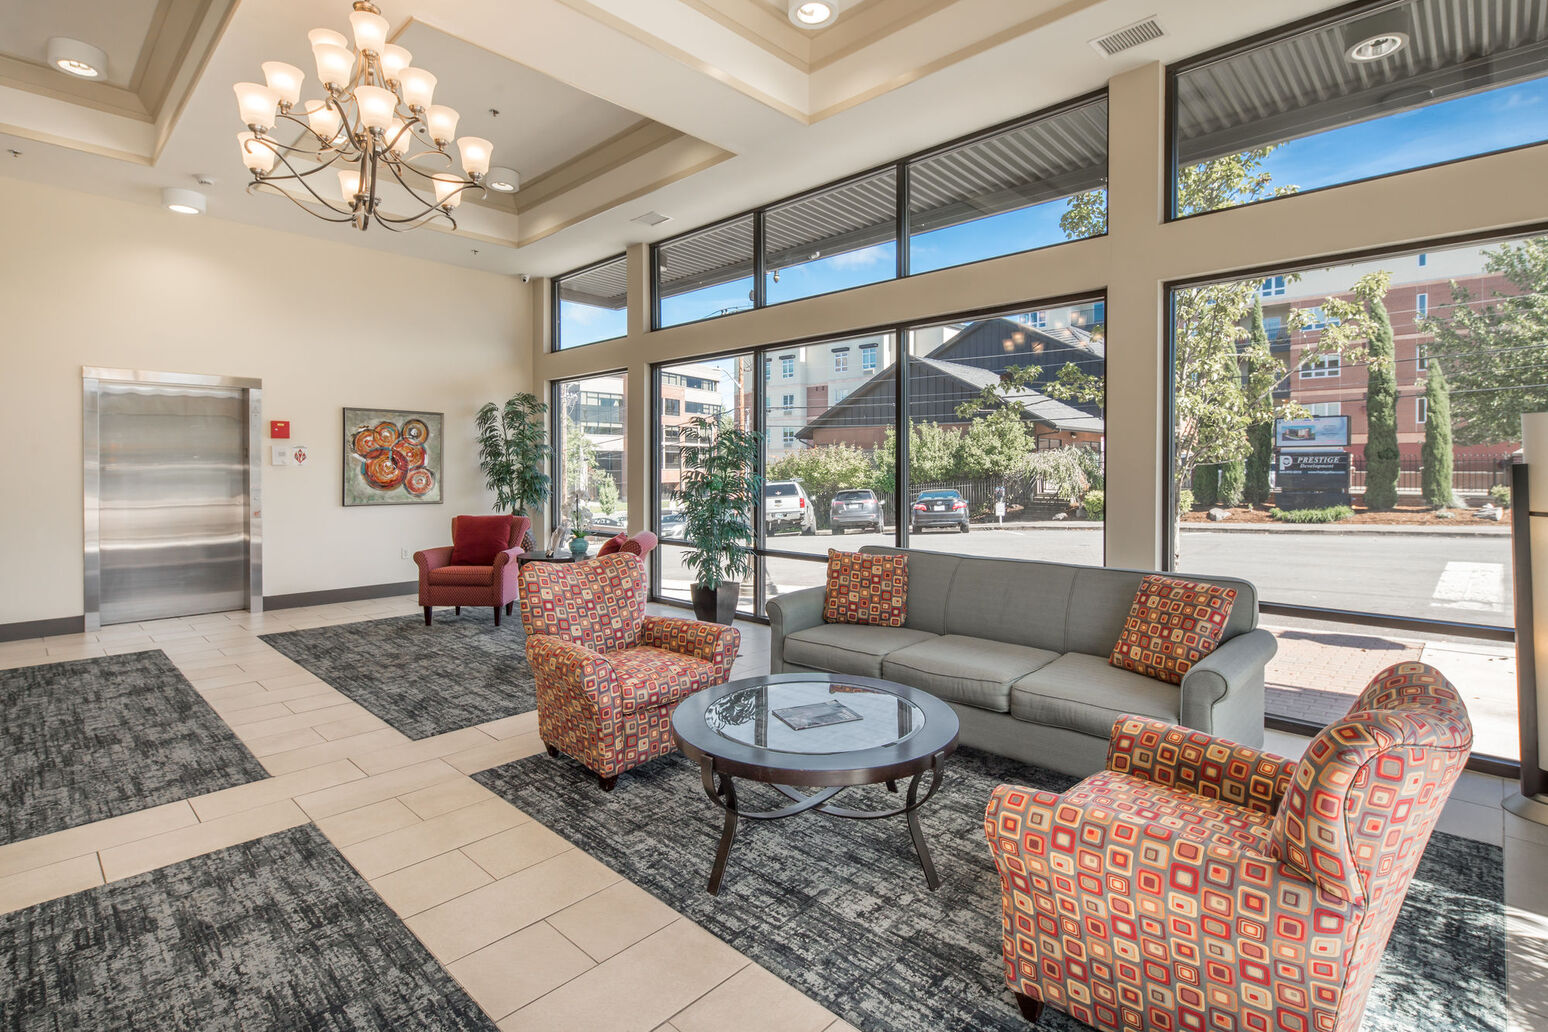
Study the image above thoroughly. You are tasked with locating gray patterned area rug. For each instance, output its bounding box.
[261,608,534,739]
[477,748,1506,1032]
[0,651,267,846]
[0,825,496,1031]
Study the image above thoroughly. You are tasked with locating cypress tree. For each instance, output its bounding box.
[1191,464,1217,508]
[1218,459,1246,506]
[1362,294,1401,511]
[1244,299,1274,504]
[1421,363,1455,508]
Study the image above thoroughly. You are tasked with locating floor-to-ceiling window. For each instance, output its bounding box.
[552,372,627,552]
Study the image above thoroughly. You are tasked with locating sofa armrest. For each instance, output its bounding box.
[766,584,827,674]
[639,616,740,675]
[1179,627,1277,746]
[414,546,454,573]
[1106,715,1295,816]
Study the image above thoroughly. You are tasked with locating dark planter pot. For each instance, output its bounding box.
[691,581,740,625]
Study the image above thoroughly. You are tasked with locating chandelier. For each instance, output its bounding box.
[231,1,497,232]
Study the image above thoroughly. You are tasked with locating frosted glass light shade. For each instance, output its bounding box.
[260,61,304,107]
[308,28,348,50]
[433,175,464,209]
[233,82,280,129]
[425,104,459,143]
[398,67,435,109]
[355,85,396,131]
[312,43,354,87]
[349,10,389,54]
[457,136,492,176]
[385,118,412,156]
[237,131,277,173]
[339,169,363,202]
[380,44,412,80]
[303,98,343,141]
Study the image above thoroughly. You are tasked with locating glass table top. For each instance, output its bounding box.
[703,679,925,756]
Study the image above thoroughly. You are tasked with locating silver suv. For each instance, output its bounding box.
[765,481,816,536]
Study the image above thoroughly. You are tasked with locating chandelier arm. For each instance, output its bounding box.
[245,181,357,223]
[398,152,459,180]
[254,145,350,186]
[373,208,456,232]
[259,145,359,216]
[380,157,442,211]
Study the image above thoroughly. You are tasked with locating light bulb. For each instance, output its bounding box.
[233,81,279,130]
[339,169,363,202]
[397,67,436,109]
[457,136,492,176]
[385,118,412,156]
[303,98,342,141]
[260,61,304,108]
[425,104,459,144]
[349,10,389,54]
[312,43,354,88]
[354,85,396,132]
[433,175,464,209]
[237,131,277,173]
[380,44,412,80]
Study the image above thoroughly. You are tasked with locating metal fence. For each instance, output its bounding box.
[1347,454,1513,495]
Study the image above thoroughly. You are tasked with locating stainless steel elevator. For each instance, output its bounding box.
[83,369,263,628]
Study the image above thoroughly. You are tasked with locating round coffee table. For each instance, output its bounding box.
[671,673,959,895]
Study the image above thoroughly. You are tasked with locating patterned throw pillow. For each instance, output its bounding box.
[1110,574,1238,684]
[822,550,908,627]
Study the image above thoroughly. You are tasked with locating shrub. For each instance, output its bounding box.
[1490,484,1512,508]
[1083,489,1104,521]
[1271,505,1355,524]
[1178,489,1195,515]
[1190,465,1217,508]
[1218,459,1246,507]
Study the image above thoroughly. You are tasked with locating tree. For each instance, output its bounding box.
[956,407,1033,479]
[674,417,762,590]
[1336,276,1399,510]
[1218,459,1246,507]
[767,443,877,528]
[1191,464,1218,508]
[1243,299,1274,505]
[1422,363,1455,508]
[593,471,621,515]
[1421,236,1548,444]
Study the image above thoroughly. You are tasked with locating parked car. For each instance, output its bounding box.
[830,488,883,534]
[588,511,626,535]
[910,490,970,534]
[659,510,687,540]
[765,481,816,536]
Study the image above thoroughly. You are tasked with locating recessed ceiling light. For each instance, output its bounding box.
[788,1,835,28]
[1346,32,1407,62]
[162,188,206,216]
[1342,9,1410,63]
[485,166,520,193]
[46,37,107,79]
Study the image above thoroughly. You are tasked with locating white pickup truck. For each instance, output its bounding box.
[764,481,816,536]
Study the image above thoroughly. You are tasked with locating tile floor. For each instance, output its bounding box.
[0,594,1544,1032]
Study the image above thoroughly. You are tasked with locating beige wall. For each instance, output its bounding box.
[0,177,532,626]
[534,62,1548,571]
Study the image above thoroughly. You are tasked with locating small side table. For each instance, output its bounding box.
[517,552,579,567]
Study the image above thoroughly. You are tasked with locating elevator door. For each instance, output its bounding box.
[98,382,250,624]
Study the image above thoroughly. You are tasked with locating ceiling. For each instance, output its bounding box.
[0,0,1367,280]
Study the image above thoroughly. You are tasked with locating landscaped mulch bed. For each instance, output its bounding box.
[1181,504,1505,526]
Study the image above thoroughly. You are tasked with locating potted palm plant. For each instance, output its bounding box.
[475,394,550,551]
[674,415,762,624]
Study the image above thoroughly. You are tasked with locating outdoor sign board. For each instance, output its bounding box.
[1275,449,1352,504]
[1275,415,1351,449]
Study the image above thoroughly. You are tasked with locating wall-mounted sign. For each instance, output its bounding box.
[270,420,291,439]
[1275,415,1350,449]
[292,445,309,466]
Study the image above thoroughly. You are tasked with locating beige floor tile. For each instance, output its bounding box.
[258,727,409,775]
[670,964,833,1032]
[99,799,308,881]
[0,854,104,914]
[545,880,679,962]
[0,801,199,879]
[446,731,546,775]
[315,798,422,847]
[448,922,594,1020]
[191,667,268,691]
[212,700,292,724]
[406,849,620,963]
[352,728,497,777]
[477,711,540,740]
[461,821,569,880]
[1437,796,1505,846]
[187,759,363,822]
[246,726,328,758]
[256,670,324,690]
[313,710,390,741]
[200,682,273,708]
[283,691,352,713]
[295,758,464,819]
[227,702,364,739]
[341,797,527,880]
[499,919,746,1032]
[370,849,492,917]
[1507,813,1548,848]
[1453,771,1509,807]
[822,1022,862,1032]
[399,777,500,820]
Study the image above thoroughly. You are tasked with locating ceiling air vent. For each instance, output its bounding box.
[631,210,672,227]
[1089,17,1164,57]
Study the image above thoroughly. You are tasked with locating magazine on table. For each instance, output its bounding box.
[773,700,862,731]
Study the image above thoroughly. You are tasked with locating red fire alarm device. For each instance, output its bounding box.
[270,420,291,439]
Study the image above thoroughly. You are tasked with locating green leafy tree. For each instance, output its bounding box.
[1421,236,1548,444]
[906,421,965,485]
[767,443,877,528]
[593,471,621,515]
[561,414,598,507]
[956,407,1033,479]
[1319,274,1399,510]
[475,394,550,516]
[1243,299,1274,505]
[1191,464,1218,508]
[673,417,762,590]
[1422,363,1455,507]
[1023,446,1102,505]
[1218,460,1246,506]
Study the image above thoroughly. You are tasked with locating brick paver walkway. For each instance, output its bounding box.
[1263,625,1425,728]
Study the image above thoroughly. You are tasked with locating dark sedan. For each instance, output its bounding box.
[910,490,970,533]
[830,488,882,534]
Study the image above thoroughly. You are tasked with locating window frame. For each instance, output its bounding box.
[551,253,628,352]
[549,366,630,536]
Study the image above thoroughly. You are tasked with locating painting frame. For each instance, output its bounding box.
[342,407,445,506]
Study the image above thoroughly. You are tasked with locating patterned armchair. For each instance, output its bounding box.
[414,515,530,627]
[984,662,1472,1032]
[520,552,739,790]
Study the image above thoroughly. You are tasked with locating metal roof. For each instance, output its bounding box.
[556,255,629,310]
[1176,0,1548,167]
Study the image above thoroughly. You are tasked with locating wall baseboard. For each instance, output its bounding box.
[0,614,87,643]
[263,581,418,611]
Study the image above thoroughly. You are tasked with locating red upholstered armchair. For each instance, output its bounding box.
[414,514,530,627]
[520,552,739,790]
[985,662,1472,1032]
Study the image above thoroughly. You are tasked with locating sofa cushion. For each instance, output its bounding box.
[883,635,1060,713]
[783,624,937,678]
[823,549,908,627]
[606,646,721,712]
[450,514,514,566]
[1010,653,1180,737]
[1109,575,1238,685]
[942,556,1076,653]
[860,547,959,635]
[428,564,496,587]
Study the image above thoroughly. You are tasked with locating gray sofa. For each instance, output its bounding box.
[766,547,1276,777]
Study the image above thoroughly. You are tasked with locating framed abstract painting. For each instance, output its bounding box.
[342,407,444,506]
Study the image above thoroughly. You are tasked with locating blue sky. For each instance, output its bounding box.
[559,72,1548,343]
